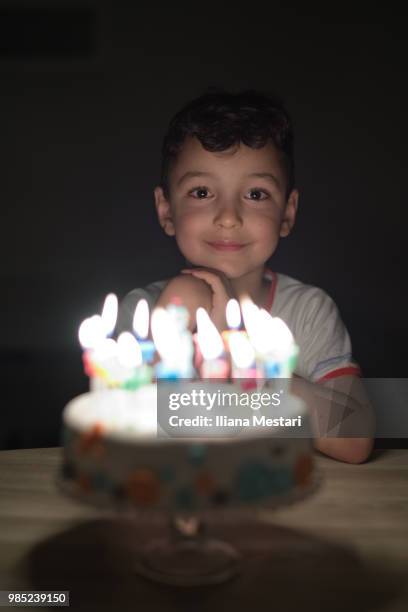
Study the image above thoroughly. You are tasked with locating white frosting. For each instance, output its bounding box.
[63,383,309,442]
[64,387,158,439]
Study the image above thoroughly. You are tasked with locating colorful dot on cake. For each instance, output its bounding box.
[270,467,294,493]
[235,463,271,501]
[195,471,215,495]
[174,485,196,511]
[188,444,207,466]
[77,423,105,455]
[158,465,175,483]
[126,469,160,506]
[235,462,292,502]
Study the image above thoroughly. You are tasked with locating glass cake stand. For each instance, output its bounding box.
[57,468,321,587]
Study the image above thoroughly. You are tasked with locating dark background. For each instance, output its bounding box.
[1,2,407,449]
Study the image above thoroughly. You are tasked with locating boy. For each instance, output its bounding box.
[118,89,375,463]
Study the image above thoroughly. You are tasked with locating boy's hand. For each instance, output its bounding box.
[155,273,212,333]
[181,267,236,332]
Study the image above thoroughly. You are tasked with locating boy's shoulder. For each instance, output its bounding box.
[273,271,356,381]
[274,271,336,309]
[272,271,342,334]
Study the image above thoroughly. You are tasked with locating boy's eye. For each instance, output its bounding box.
[189,186,211,199]
[247,188,269,201]
[188,186,270,201]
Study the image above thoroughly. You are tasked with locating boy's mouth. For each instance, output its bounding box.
[206,240,247,251]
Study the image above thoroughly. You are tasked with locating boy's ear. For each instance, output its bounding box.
[280,188,299,238]
[154,186,176,236]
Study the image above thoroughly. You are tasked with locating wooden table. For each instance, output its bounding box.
[0,448,407,612]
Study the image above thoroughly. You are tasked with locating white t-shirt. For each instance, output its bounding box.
[117,268,361,383]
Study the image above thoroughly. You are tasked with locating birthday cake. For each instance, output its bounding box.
[59,293,317,512]
[61,385,315,512]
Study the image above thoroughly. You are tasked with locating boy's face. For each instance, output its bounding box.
[154,136,298,280]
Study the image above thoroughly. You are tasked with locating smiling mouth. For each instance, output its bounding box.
[206,241,247,251]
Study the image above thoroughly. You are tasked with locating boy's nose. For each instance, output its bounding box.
[213,203,243,229]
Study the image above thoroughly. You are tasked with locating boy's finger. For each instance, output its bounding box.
[181,269,225,292]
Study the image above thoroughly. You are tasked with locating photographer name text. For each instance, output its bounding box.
[168,414,302,428]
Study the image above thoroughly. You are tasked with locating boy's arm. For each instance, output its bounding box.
[155,274,213,332]
[290,375,375,463]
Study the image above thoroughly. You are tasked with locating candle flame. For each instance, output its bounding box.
[151,307,180,361]
[226,299,241,329]
[196,308,224,360]
[132,299,149,339]
[101,293,118,336]
[78,315,106,349]
[240,296,264,350]
[229,332,255,369]
[96,338,117,360]
[240,298,293,355]
[258,310,294,352]
[117,332,142,368]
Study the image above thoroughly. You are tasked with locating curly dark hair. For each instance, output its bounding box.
[160,87,295,200]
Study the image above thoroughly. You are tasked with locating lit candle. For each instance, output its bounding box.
[151,307,194,379]
[221,298,242,350]
[78,314,113,391]
[192,332,203,373]
[132,299,156,364]
[196,308,229,380]
[257,311,299,380]
[243,303,298,394]
[78,315,106,350]
[228,331,258,390]
[240,297,266,387]
[221,298,257,387]
[100,293,118,337]
[79,293,154,391]
[166,297,196,380]
[117,332,153,390]
[79,293,119,391]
